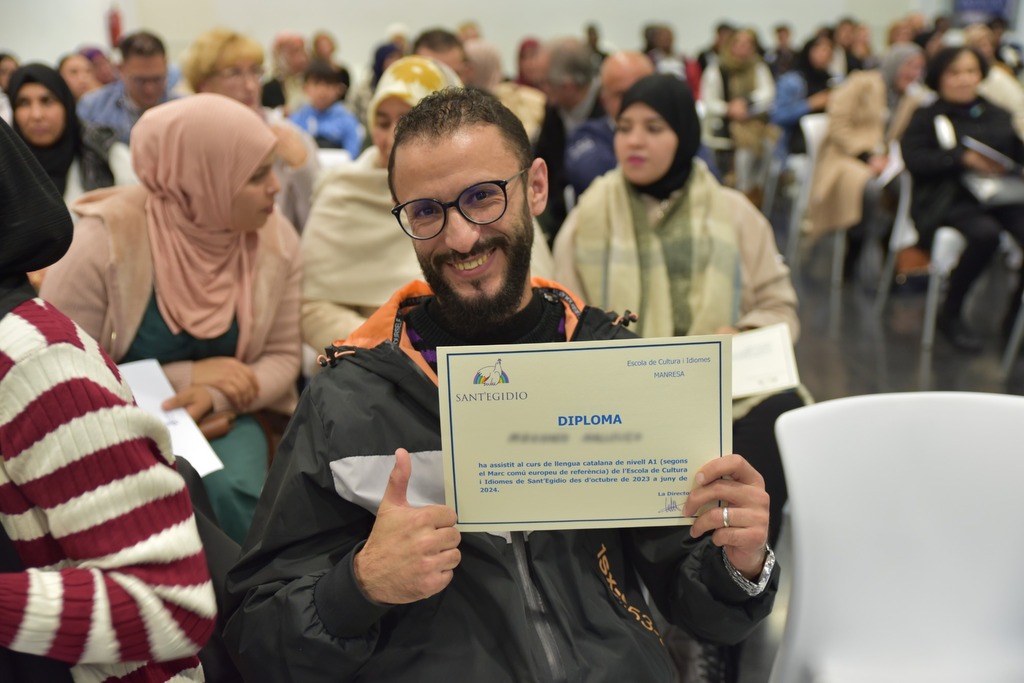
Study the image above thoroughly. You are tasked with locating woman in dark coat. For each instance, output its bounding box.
[902,46,1024,351]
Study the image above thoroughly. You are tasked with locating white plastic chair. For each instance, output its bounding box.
[920,228,1024,353]
[771,392,1024,683]
[785,113,829,268]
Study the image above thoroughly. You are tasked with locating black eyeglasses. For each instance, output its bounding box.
[392,168,529,240]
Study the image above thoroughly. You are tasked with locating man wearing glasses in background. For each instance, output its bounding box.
[78,30,174,144]
[225,87,778,683]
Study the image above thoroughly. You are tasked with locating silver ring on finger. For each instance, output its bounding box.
[722,506,730,528]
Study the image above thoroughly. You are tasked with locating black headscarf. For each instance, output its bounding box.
[7,63,81,197]
[0,118,74,316]
[617,74,702,200]
[796,36,833,97]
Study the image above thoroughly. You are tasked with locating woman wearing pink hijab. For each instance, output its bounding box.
[41,93,302,542]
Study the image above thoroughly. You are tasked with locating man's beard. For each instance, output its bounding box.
[417,207,534,339]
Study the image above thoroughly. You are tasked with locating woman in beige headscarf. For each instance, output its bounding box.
[41,93,302,543]
[300,55,553,352]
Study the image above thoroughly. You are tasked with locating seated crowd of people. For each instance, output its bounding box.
[2,9,1024,683]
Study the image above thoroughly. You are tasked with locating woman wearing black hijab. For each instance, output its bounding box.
[7,63,133,204]
[0,119,73,315]
[554,73,803,683]
[554,73,804,548]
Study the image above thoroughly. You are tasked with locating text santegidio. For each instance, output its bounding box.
[455,391,528,402]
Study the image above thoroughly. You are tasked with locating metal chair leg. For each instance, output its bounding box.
[874,246,899,317]
[1001,294,1024,377]
[921,267,942,350]
[831,231,848,292]
[762,156,781,217]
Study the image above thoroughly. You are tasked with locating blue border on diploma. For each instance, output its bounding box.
[443,339,726,526]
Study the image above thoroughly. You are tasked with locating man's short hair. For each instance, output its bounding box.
[119,31,166,61]
[388,87,531,197]
[413,28,463,55]
[304,59,342,84]
[547,38,594,87]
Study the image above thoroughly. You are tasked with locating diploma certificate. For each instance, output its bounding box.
[438,335,731,532]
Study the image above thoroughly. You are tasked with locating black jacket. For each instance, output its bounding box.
[225,280,777,683]
[534,95,606,242]
[902,95,1024,247]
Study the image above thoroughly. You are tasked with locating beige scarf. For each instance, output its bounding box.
[301,146,423,308]
[573,162,740,338]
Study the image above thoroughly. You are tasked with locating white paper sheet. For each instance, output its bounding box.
[118,359,224,476]
[876,141,906,188]
[732,324,800,399]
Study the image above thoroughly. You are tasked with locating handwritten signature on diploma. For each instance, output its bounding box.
[658,498,681,514]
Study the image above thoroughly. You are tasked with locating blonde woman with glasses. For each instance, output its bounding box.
[183,28,320,231]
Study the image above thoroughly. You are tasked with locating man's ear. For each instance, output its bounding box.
[526,157,548,217]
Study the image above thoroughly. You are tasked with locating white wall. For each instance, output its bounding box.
[6,0,952,79]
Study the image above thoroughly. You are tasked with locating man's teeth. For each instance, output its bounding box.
[452,253,489,271]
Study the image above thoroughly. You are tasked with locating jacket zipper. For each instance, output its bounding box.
[511,531,567,682]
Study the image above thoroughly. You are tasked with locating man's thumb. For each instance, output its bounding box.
[381,448,412,508]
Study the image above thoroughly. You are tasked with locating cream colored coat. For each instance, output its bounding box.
[808,71,921,236]
[808,71,885,236]
[40,185,302,415]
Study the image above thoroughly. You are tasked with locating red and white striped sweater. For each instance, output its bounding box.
[0,299,216,682]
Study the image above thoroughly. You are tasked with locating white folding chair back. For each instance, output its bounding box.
[785,113,829,266]
[771,392,1024,683]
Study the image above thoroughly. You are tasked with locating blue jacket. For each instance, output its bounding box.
[290,102,363,158]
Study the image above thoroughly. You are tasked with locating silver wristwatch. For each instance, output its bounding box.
[722,545,776,596]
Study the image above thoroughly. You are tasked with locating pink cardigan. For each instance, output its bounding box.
[41,185,302,415]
